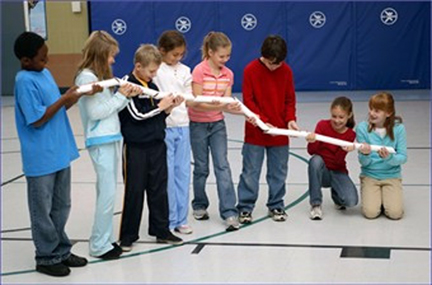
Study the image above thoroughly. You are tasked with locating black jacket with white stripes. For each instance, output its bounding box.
[119,72,168,147]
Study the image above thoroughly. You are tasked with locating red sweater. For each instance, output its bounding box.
[243,59,296,146]
[307,120,356,173]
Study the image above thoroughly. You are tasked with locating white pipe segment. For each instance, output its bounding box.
[77,78,395,154]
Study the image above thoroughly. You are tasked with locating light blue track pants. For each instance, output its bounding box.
[165,127,191,229]
[88,141,120,257]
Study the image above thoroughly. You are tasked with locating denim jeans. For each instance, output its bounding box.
[26,167,72,265]
[190,120,237,219]
[308,155,358,207]
[165,126,191,229]
[88,141,120,257]
[237,143,289,212]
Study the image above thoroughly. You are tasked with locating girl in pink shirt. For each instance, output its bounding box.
[189,32,241,231]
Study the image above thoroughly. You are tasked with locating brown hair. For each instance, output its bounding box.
[134,44,162,67]
[201,31,231,60]
[331,96,355,129]
[76,30,118,80]
[368,92,402,140]
[158,30,187,53]
[261,35,287,64]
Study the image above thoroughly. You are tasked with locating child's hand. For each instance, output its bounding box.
[378,147,390,158]
[63,86,81,105]
[246,116,258,126]
[172,95,184,107]
[342,144,355,152]
[119,83,142,98]
[288,120,299,131]
[84,84,103,96]
[359,143,371,155]
[306,132,316,143]
[226,101,241,112]
[158,94,174,110]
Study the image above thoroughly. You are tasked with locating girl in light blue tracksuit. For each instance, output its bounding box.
[75,31,141,259]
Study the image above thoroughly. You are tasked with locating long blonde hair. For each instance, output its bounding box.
[368,92,402,140]
[76,30,119,80]
[201,31,231,60]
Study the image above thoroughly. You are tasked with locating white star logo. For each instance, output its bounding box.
[381,8,398,26]
[111,19,127,35]
[241,14,258,31]
[309,11,326,28]
[175,16,191,33]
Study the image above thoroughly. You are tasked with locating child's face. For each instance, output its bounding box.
[368,108,391,127]
[161,45,185,66]
[135,62,160,82]
[22,44,48,72]
[108,49,118,66]
[208,47,231,69]
[260,57,282,71]
[330,106,351,133]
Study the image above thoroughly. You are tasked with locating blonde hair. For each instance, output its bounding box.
[368,92,402,140]
[134,44,162,67]
[77,30,118,80]
[201,31,231,60]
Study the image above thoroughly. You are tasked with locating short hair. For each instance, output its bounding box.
[261,35,287,64]
[14,32,45,60]
[134,44,162,67]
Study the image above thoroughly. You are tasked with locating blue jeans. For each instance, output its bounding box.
[88,141,120,257]
[26,167,72,265]
[165,126,191,229]
[190,120,237,219]
[308,155,358,207]
[237,143,289,212]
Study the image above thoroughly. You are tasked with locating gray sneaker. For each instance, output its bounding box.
[239,211,252,224]
[193,209,209,220]
[225,216,240,231]
[310,205,323,220]
[268,208,288,222]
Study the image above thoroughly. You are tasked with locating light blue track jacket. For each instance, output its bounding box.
[75,69,129,148]
[356,121,407,180]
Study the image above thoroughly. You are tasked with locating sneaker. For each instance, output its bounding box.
[193,209,209,220]
[310,205,323,220]
[62,253,88,267]
[157,232,183,245]
[120,241,133,252]
[268,208,288,222]
[335,204,346,210]
[239,211,252,224]
[225,216,240,231]
[174,225,193,234]
[96,245,122,260]
[36,263,70,277]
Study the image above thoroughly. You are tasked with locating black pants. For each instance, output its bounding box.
[119,142,170,244]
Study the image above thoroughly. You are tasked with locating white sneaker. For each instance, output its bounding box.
[193,209,209,220]
[225,216,240,231]
[310,205,323,220]
[174,225,193,234]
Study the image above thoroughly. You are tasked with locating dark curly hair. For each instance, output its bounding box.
[14,32,45,60]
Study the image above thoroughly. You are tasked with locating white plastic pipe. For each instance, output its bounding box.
[266,128,396,153]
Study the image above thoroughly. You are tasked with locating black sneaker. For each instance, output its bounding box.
[268,208,288,222]
[36,263,71,277]
[96,246,122,260]
[62,253,88,267]
[157,232,183,245]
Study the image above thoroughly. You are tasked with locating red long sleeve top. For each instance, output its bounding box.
[243,59,297,146]
[307,120,356,173]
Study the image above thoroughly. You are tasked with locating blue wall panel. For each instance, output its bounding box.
[89,1,430,92]
[355,2,430,90]
[286,2,354,90]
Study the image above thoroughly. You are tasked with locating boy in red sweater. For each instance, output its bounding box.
[237,35,298,224]
[306,96,358,220]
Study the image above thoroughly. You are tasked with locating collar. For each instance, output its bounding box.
[202,59,229,78]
